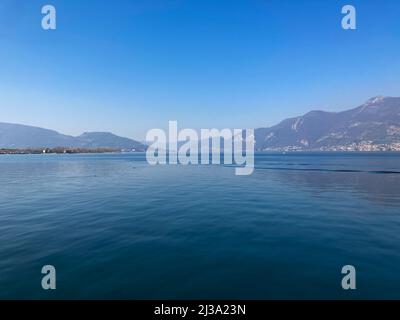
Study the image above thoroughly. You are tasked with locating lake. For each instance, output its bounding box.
[0,152,399,299]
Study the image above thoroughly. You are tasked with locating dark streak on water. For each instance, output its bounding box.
[256,167,400,174]
[0,152,400,299]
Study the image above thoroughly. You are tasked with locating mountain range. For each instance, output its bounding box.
[255,96,400,151]
[0,122,146,151]
[1,96,400,152]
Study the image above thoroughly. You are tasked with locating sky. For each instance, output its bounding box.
[0,0,399,140]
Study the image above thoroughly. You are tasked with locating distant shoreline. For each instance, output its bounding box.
[0,147,124,155]
[1,148,400,155]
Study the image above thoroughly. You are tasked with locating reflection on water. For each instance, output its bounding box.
[0,152,400,299]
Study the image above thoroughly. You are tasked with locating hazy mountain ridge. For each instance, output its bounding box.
[255,96,400,151]
[0,122,146,151]
[2,96,400,152]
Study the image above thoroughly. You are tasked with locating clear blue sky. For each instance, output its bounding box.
[0,0,399,140]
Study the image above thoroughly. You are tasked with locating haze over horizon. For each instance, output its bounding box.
[1,0,400,140]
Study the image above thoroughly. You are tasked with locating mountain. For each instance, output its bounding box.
[255,96,400,151]
[76,132,145,150]
[0,122,146,151]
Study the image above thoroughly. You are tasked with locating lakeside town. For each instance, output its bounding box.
[2,142,400,155]
[261,142,400,152]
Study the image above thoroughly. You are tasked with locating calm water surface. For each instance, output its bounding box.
[0,153,399,299]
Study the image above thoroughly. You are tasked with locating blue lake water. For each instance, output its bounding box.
[0,152,400,299]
